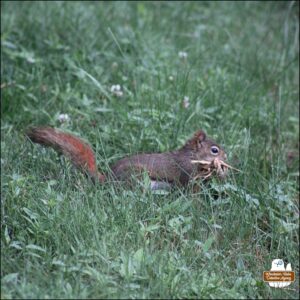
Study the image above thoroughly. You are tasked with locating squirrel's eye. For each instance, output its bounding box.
[211,146,219,155]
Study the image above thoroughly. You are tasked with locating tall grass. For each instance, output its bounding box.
[1,1,299,299]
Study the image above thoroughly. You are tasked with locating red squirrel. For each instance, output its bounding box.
[27,127,227,188]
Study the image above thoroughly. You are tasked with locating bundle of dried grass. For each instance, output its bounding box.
[191,158,240,180]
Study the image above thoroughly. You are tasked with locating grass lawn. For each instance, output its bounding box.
[1,1,299,299]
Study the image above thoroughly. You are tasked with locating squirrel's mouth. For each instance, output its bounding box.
[191,158,239,180]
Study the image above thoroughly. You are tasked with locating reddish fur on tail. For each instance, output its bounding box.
[27,127,105,183]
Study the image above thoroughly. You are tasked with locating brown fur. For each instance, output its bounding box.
[27,127,226,186]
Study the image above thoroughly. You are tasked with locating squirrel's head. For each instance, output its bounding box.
[184,130,226,159]
[183,130,228,178]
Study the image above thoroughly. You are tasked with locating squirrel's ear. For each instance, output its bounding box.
[183,130,207,150]
[194,130,206,142]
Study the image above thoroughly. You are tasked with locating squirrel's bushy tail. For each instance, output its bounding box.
[27,127,105,183]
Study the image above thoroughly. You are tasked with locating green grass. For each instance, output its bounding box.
[1,1,299,299]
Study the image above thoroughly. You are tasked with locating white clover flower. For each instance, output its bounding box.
[169,75,174,81]
[58,113,70,123]
[178,51,188,59]
[182,96,190,108]
[110,84,121,92]
[110,84,123,97]
[111,62,118,69]
[27,57,36,64]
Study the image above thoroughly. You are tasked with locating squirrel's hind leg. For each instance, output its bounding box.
[112,163,172,191]
[150,180,172,191]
